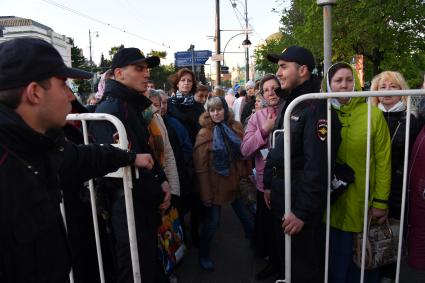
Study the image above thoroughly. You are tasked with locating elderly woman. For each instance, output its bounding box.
[370,71,421,281]
[147,89,180,198]
[371,71,421,219]
[193,96,251,271]
[323,62,392,283]
[240,74,283,280]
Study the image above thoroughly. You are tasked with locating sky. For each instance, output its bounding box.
[2,0,287,72]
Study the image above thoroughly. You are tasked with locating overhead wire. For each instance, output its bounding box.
[228,0,265,42]
[40,0,171,49]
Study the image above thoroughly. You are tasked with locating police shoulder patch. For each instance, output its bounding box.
[317,119,327,141]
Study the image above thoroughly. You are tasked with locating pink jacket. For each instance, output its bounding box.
[241,107,277,192]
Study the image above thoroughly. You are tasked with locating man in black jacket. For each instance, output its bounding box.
[0,38,155,283]
[259,46,341,282]
[90,47,171,283]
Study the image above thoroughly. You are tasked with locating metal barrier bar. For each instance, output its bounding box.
[324,98,332,283]
[66,113,141,283]
[396,95,412,281]
[81,119,105,283]
[60,196,75,283]
[360,98,373,283]
[278,89,425,283]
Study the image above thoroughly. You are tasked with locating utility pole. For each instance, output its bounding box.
[88,29,99,92]
[89,29,93,92]
[244,0,249,83]
[188,44,196,79]
[317,0,336,75]
[215,0,221,86]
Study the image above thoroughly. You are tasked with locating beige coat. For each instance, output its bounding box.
[152,108,180,196]
[193,112,251,205]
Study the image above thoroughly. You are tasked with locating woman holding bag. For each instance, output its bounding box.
[193,96,252,271]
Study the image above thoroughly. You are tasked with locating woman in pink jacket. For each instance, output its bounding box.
[241,74,284,280]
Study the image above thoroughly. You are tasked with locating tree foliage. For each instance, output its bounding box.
[255,0,425,86]
[149,50,167,59]
[108,45,125,59]
[254,34,296,75]
[151,64,176,91]
[70,39,92,95]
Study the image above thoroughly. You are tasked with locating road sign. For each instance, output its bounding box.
[174,50,212,67]
[211,54,224,62]
[220,66,229,74]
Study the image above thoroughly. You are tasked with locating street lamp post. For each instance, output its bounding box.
[222,32,245,66]
[317,0,337,74]
[232,0,251,83]
[88,29,99,92]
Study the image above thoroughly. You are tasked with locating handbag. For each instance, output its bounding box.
[353,216,400,270]
[157,207,186,274]
[237,177,257,207]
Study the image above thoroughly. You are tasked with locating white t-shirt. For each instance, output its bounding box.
[232,96,245,122]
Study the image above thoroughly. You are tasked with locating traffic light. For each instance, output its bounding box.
[221,66,229,74]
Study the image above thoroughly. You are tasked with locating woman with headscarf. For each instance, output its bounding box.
[193,96,252,271]
[323,62,392,283]
[240,74,283,280]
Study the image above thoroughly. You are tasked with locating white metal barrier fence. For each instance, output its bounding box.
[64,113,141,283]
[274,89,425,283]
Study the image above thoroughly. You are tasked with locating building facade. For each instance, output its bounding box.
[0,16,72,66]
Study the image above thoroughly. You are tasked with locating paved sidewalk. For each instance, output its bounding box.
[174,204,277,283]
[172,204,425,283]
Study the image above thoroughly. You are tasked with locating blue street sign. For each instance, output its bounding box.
[174,50,212,67]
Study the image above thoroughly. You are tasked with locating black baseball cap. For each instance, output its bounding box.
[0,37,92,91]
[267,45,316,72]
[111,47,160,70]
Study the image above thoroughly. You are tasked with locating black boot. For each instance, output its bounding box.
[255,263,279,280]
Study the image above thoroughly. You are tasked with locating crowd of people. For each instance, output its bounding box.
[0,37,425,283]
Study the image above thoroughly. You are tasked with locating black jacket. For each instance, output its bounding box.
[241,95,255,125]
[167,95,204,145]
[90,79,166,209]
[382,110,422,218]
[0,104,136,283]
[263,76,341,225]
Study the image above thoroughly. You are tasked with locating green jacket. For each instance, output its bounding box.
[324,63,392,232]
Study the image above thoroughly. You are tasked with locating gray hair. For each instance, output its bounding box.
[206,96,224,111]
[148,89,161,101]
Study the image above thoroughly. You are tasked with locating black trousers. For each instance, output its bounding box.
[111,195,167,283]
[254,190,279,265]
[273,216,325,283]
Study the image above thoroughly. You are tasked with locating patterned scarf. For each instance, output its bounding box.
[212,122,242,176]
[170,90,195,106]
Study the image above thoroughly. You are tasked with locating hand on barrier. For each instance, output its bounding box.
[264,190,272,210]
[159,181,171,212]
[134,153,154,170]
[282,212,304,235]
[369,207,388,225]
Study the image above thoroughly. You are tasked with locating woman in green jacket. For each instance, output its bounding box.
[323,62,392,283]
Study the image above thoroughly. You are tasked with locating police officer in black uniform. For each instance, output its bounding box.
[262,46,341,282]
